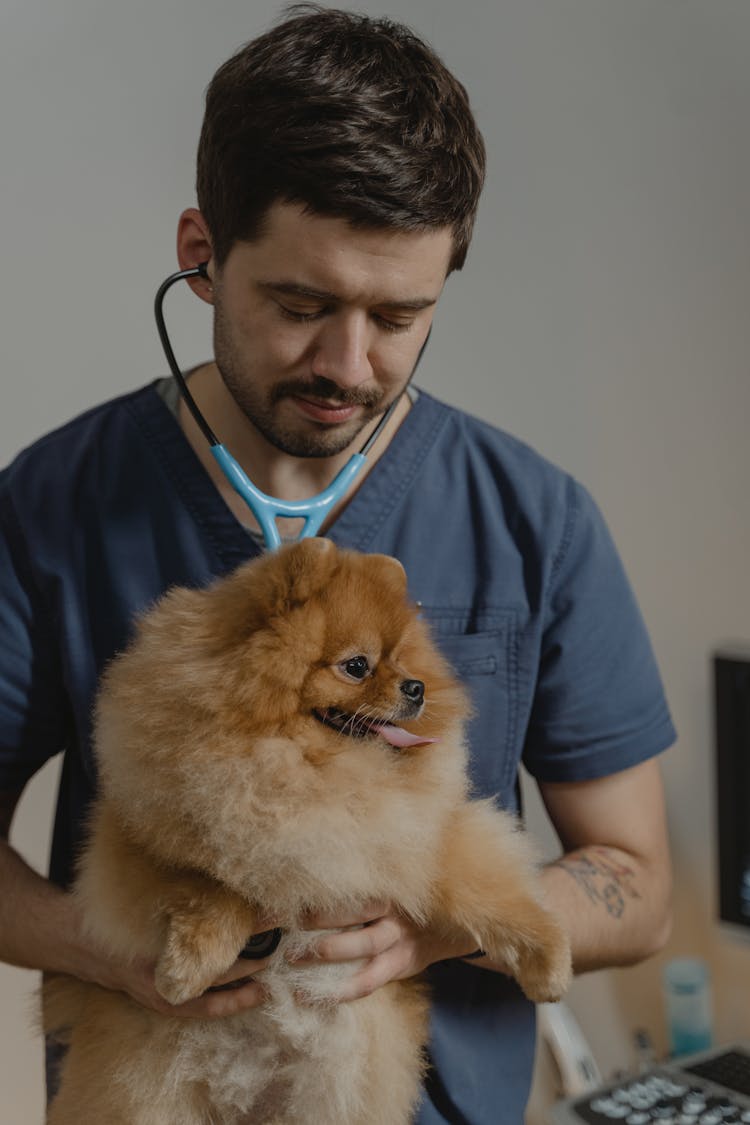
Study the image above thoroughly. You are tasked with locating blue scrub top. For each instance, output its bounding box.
[0,382,675,1123]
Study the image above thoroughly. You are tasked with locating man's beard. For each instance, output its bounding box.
[213,307,390,459]
[221,370,388,458]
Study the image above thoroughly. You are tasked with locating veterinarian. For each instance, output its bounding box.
[0,6,675,1122]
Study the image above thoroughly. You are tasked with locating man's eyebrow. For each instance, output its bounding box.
[258,280,437,311]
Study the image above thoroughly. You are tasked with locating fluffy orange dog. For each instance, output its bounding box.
[45,538,571,1124]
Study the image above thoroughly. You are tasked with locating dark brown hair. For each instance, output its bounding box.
[196,4,486,271]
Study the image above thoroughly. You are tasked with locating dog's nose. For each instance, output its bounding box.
[400,679,424,705]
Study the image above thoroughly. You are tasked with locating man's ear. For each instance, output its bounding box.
[176,208,215,304]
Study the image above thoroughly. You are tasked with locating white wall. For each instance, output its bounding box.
[2,2,749,1121]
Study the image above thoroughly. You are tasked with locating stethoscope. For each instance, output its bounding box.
[154,263,422,550]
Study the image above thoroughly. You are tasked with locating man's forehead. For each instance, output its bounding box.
[225,202,453,301]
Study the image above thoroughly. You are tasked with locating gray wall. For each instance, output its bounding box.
[2,2,749,1119]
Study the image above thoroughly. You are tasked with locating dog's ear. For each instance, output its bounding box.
[364,553,408,595]
[199,539,338,642]
[278,538,338,605]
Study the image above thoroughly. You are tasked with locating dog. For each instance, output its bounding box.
[45,538,571,1124]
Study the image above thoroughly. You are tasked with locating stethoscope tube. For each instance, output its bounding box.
[155,264,221,447]
[154,266,416,550]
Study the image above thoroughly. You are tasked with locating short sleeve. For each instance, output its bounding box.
[522,478,676,782]
[0,481,69,789]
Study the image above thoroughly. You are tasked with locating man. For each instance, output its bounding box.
[0,6,675,1122]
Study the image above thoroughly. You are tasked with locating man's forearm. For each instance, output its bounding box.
[537,843,672,974]
[458,842,671,980]
[0,839,89,978]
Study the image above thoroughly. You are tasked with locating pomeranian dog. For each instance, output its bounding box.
[45,538,571,1125]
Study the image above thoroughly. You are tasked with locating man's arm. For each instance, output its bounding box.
[535,756,672,973]
[0,787,270,1017]
[0,787,85,978]
[452,757,672,978]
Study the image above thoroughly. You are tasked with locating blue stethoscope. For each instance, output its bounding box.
[155,264,422,551]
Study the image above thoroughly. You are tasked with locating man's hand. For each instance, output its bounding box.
[1,791,275,1021]
[289,901,479,1003]
[83,951,272,1020]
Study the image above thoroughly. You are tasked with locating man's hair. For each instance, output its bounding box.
[196,4,486,271]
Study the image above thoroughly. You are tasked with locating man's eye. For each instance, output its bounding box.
[341,656,370,680]
[373,314,413,334]
[277,303,326,323]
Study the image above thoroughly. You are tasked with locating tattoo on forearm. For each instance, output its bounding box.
[557,847,641,920]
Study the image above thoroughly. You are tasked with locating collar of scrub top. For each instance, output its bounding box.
[154,264,428,551]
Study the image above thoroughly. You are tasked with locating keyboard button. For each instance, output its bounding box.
[630,1097,658,1111]
[592,1099,632,1118]
[614,1089,634,1102]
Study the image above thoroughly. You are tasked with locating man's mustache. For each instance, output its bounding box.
[270,376,382,409]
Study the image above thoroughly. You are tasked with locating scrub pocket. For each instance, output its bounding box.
[419,610,519,800]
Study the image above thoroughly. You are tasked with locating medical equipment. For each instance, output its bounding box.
[551,1042,750,1123]
[154,264,417,550]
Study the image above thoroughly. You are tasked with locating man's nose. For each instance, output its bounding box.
[310,313,372,388]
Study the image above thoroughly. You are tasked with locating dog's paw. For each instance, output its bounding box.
[155,914,236,1004]
[154,964,205,1006]
[155,944,212,1005]
[477,908,572,1004]
[514,924,572,1004]
[153,883,260,1005]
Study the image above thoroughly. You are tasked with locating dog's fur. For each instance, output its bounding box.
[45,539,571,1125]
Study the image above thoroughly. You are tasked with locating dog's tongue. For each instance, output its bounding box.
[371,722,436,749]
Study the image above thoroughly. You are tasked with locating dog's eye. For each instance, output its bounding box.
[341,655,370,680]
